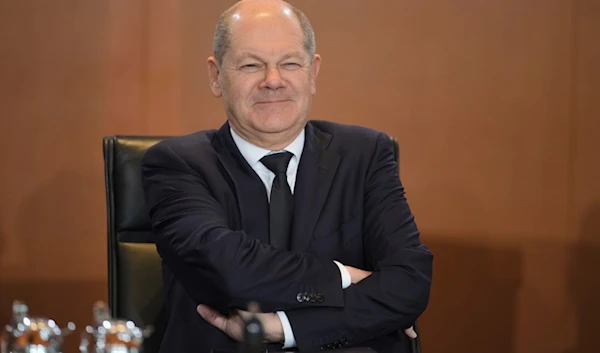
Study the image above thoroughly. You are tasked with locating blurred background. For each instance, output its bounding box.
[0,0,598,352]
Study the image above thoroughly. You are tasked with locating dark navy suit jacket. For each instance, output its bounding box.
[141,120,433,353]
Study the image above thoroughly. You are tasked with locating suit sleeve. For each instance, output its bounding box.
[284,133,433,351]
[141,142,344,313]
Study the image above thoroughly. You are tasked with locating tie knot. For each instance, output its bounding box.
[260,151,293,174]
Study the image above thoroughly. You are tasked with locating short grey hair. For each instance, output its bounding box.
[213,2,316,66]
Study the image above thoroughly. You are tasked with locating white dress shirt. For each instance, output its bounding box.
[229,127,351,348]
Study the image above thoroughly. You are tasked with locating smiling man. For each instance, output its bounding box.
[141,1,433,352]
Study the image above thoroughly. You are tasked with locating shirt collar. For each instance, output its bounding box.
[230,126,305,168]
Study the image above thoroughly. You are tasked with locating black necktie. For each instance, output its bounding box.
[260,151,294,250]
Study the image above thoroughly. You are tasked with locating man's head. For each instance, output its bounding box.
[207,0,321,149]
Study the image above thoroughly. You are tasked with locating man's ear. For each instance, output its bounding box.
[310,54,321,95]
[207,56,222,97]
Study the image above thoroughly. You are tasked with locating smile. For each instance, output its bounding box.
[255,100,290,104]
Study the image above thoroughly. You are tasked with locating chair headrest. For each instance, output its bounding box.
[103,136,170,238]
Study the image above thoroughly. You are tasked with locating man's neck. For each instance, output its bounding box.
[229,122,305,151]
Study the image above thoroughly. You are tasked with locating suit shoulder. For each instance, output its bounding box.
[309,120,390,145]
[143,129,218,164]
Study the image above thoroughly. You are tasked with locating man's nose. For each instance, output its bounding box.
[260,67,285,90]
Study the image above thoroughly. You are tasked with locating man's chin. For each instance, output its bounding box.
[252,117,303,134]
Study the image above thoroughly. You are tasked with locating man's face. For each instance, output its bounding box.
[209,10,320,138]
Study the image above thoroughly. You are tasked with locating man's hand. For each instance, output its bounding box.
[344,265,372,284]
[343,267,418,339]
[404,326,417,339]
[196,304,284,343]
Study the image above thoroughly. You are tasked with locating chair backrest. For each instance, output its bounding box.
[103,136,169,353]
[102,134,419,353]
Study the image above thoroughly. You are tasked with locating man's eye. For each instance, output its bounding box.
[282,63,301,69]
[241,64,260,70]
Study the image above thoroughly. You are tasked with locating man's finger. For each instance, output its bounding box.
[197,305,228,332]
[237,309,252,321]
[404,326,417,339]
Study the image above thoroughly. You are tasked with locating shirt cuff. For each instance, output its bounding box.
[333,260,351,289]
[276,311,297,349]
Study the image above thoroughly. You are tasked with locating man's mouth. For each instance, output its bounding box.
[256,99,290,104]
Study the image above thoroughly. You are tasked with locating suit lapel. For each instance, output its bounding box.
[291,123,340,252]
[213,122,270,244]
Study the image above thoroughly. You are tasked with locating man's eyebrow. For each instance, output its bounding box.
[236,52,306,62]
[238,53,263,61]
[280,52,305,60]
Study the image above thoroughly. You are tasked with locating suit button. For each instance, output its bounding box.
[317,294,324,303]
[296,293,305,302]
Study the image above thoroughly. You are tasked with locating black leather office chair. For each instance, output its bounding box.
[102,135,421,353]
[103,136,169,353]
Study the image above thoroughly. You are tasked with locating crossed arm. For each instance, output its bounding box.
[195,265,376,341]
[141,134,433,352]
[196,265,420,345]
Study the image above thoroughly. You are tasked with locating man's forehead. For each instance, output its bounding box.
[227,22,305,51]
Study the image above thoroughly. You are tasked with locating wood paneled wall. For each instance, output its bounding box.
[0,1,598,352]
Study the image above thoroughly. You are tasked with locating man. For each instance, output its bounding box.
[141,0,433,352]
